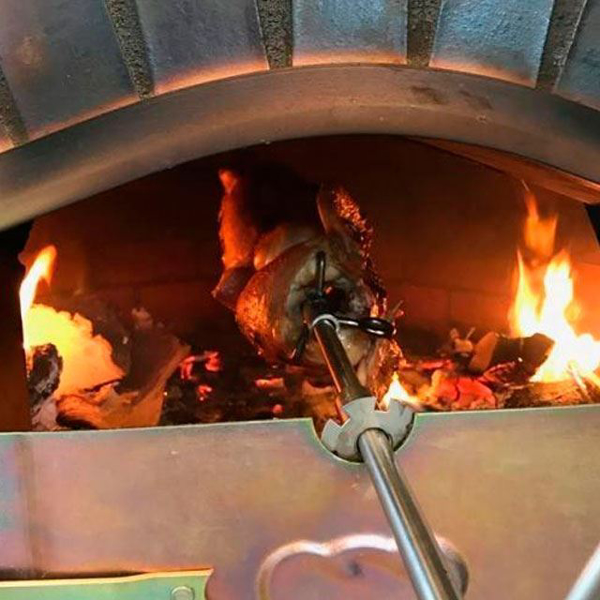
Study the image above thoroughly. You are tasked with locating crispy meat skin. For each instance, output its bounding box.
[213,166,399,387]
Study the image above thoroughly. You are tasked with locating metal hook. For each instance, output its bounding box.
[315,251,326,295]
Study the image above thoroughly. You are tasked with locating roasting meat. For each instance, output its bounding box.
[213,165,401,393]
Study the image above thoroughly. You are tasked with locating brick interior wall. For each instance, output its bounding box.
[21,135,600,351]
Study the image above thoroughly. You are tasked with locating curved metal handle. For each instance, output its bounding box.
[336,315,396,339]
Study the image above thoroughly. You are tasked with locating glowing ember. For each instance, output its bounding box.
[381,373,421,410]
[20,247,124,396]
[196,383,213,401]
[255,377,285,391]
[204,350,222,373]
[509,186,600,382]
[180,351,222,381]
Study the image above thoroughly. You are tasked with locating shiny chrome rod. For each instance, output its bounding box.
[566,543,600,600]
[358,428,460,600]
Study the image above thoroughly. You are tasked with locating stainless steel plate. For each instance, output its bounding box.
[0,406,598,598]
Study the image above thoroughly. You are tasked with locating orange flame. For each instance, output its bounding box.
[382,373,422,410]
[522,184,557,261]
[20,246,124,396]
[19,245,57,322]
[509,187,600,382]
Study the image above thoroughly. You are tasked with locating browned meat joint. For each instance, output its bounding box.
[213,167,402,397]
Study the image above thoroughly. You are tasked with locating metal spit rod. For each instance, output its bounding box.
[310,313,461,600]
[358,428,460,600]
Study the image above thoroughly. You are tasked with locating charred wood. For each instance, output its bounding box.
[469,332,554,374]
[503,378,599,408]
[27,343,62,406]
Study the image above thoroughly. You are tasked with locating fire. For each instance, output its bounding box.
[382,372,421,410]
[509,186,600,382]
[19,245,56,322]
[20,247,124,396]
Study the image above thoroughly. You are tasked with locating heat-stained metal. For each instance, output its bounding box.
[0,0,599,153]
[2,66,600,234]
[0,408,599,598]
[0,570,210,600]
[556,0,600,111]
[0,0,136,140]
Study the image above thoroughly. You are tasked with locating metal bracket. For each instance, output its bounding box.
[321,396,414,461]
[0,570,211,600]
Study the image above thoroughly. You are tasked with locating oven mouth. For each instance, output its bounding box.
[4,123,597,435]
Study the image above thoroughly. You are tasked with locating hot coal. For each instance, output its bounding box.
[394,327,599,411]
[161,347,337,433]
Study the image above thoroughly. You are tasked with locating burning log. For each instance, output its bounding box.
[507,183,600,382]
[469,331,554,375]
[163,346,340,433]
[503,379,599,408]
[55,327,189,429]
[20,246,191,430]
[425,368,497,410]
[26,343,62,407]
[398,363,600,412]
[20,247,127,403]
[389,332,600,412]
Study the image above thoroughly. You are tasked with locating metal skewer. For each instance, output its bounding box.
[302,252,461,600]
[358,428,460,600]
